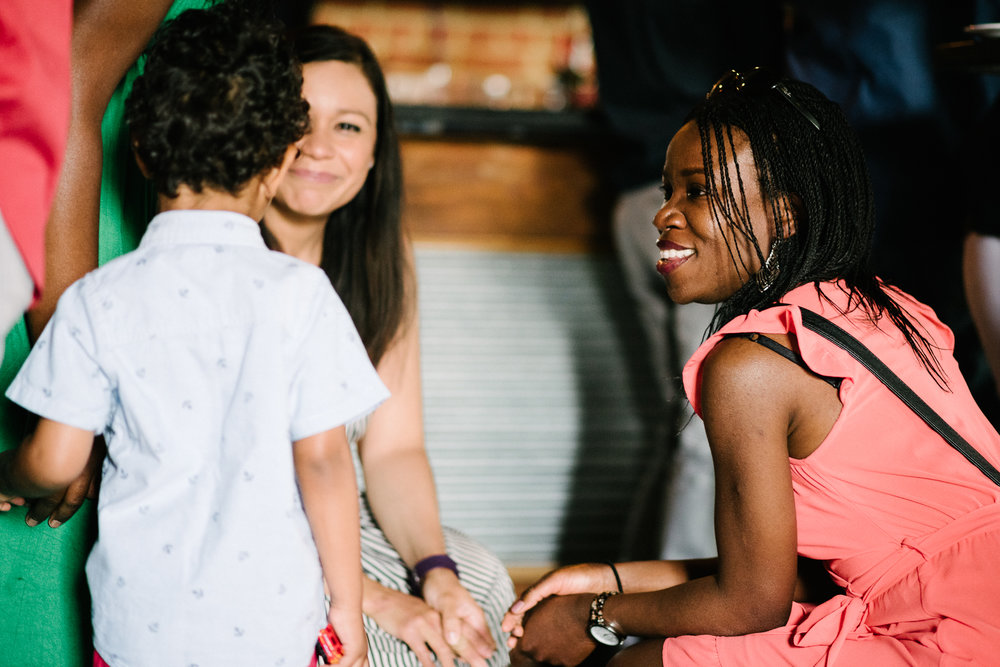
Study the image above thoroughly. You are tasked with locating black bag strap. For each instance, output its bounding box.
[797,307,1000,487]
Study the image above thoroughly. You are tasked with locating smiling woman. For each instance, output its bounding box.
[653,120,778,306]
[271,59,377,232]
[502,70,1000,666]
[261,24,515,667]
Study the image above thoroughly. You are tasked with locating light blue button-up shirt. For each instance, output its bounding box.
[8,209,388,666]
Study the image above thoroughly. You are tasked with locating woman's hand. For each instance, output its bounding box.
[0,451,27,511]
[420,568,496,666]
[512,593,595,667]
[365,577,493,667]
[0,492,25,512]
[328,604,369,667]
[501,563,615,647]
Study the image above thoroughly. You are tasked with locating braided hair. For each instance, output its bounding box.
[690,73,946,384]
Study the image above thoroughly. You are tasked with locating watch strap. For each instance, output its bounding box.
[408,554,459,594]
[588,591,624,644]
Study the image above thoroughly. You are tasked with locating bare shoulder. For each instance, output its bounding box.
[700,333,840,459]
[700,334,802,401]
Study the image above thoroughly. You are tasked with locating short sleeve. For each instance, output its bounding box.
[287,279,389,441]
[5,281,113,432]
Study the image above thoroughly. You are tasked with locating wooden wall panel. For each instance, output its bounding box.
[401,138,613,252]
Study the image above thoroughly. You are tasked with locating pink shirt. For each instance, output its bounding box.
[0,0,72,298]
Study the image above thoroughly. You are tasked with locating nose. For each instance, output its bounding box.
[653,198,685,234]
[299,125,335,160]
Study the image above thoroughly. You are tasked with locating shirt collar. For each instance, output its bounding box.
[139,210,266,249]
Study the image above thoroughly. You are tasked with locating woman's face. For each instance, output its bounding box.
[653,120,776,305]
[274,60,378,221]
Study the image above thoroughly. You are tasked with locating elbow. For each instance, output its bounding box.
[1,466,72,500]
[16,462,80,499]
[712,576,794,636]
[293,431,352,479]
[6,449,83,500]
[724,594,792,636]
[746,599,792,634]
[295,450,344,480]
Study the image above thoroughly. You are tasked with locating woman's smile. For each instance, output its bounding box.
[288,167,336,184]
[656,239,694,276]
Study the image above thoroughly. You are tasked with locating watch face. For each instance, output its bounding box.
[588,624,623,646]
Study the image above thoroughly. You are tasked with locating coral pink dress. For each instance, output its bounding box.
[667,281,1000,666]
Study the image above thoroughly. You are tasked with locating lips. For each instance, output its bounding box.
[656,240,694,276]
[289,167,336,184]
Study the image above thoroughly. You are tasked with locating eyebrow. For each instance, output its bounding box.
[341,109,374,124]
[663,166,706,180]
[317,107,375,126]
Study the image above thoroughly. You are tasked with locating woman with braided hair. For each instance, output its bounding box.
[501,69,1000,665]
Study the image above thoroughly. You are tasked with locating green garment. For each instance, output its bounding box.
[0,2,209,664]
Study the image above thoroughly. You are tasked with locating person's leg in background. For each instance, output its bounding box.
[612,182,717,560]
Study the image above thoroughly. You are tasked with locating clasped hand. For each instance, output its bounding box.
[372,568,496,667]
[502,563,620,666]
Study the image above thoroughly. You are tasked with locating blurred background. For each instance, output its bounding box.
[277,0,1000,582]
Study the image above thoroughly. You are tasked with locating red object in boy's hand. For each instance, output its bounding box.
[316,624,345,665]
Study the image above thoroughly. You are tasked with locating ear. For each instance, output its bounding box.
[132,141,151,180]
[260,145,299,202]
[775,191,802,238]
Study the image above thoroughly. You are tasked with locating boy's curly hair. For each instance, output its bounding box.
[126,2,309,197]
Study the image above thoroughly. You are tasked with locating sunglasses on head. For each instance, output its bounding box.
[708,67,821,131]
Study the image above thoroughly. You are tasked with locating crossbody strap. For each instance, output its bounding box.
[797,307,1000,487]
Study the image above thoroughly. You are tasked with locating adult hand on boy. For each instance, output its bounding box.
[24,435,104,527]
[0,491,26,512]
[0,451,27,511]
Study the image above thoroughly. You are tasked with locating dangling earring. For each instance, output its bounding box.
[755,239,783,292]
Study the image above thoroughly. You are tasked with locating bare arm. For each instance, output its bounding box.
[294,426,367,667]
[19,0,175,527]
[359,243,497,665]
[359,307,496,667]
[501,559,712,649]
[511,338,823,663]
[0,419,94,501]
[27,0,175,338]
[360,312,443,565]
[606,340,806,636]
[963,231,1000,398]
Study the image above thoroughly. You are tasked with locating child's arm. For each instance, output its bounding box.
[294,426,367,667]
[0,418,95,512]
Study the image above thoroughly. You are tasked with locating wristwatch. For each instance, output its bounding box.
[587,591,625,646]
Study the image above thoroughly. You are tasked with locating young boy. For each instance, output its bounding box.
[0,4,387,665]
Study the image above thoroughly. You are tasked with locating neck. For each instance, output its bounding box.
[160,182,268,221]
[261,202,327,267]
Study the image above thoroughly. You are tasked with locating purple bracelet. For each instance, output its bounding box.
[409,554,459,594]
